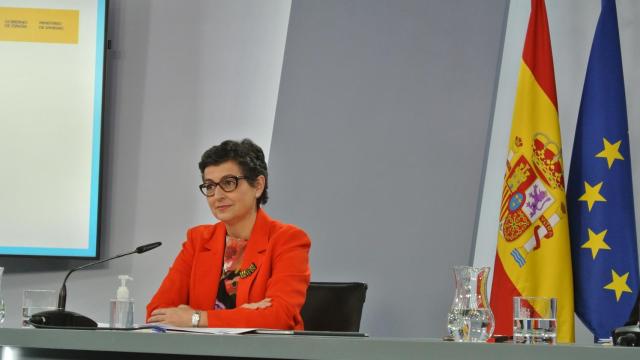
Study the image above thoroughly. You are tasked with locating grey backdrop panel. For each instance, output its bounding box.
[267,0,508,338]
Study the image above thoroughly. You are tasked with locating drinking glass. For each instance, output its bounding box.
[513,296,557,344]
[0,267,5,325]
[22,290,57,327]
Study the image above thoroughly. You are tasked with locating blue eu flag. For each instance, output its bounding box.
[567,0,639,341]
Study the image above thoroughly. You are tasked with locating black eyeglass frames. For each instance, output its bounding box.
[198,175,247,197]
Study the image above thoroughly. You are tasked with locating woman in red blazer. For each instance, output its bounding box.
[147,139,311,329]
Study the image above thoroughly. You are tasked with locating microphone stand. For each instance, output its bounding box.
[58,249,139,311]
[29,242,162,328]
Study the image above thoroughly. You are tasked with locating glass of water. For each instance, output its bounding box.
[22,290,58,327]
[513,296,557,344]
[0,267,5,325]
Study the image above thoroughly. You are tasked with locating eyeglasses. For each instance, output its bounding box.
[198,175,247,197]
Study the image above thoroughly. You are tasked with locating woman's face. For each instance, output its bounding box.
[202,161,264,226]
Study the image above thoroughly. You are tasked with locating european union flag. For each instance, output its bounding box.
[567,0,639,341]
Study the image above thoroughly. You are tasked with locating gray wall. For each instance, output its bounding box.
[267,0,508,337]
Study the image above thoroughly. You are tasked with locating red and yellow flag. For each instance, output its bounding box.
[490,0,574,343]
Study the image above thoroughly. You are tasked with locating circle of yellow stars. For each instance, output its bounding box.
[577,137,631,302]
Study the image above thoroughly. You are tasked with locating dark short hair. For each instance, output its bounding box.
[198,139,268,207]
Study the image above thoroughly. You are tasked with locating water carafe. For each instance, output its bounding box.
[447,266,494,342]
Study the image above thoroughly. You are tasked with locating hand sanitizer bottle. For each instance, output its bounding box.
[109,275,134,328]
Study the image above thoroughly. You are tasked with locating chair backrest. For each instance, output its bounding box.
[300,282,368,332]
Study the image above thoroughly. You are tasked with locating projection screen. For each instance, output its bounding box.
[0,0,107,258]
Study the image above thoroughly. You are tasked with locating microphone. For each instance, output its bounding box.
[135,242,161,254]
[29,242,162,328]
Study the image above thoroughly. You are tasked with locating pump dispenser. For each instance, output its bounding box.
[117,275,133,300]
[110,275,134,328]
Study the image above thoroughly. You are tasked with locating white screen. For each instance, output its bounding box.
[0,0,106,257]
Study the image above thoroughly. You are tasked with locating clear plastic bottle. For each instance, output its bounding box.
[109,275,134,328]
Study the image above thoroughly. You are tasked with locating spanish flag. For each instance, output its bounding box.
[490,0,574,343]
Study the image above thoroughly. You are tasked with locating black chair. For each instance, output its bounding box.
[300,282,368,332]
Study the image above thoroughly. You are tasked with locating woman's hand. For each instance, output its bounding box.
[148,298,272,327]
[148,304,195,327]
[240,298,272,309]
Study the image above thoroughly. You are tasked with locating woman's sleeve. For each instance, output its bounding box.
[146,229,196,320]
[206,227,311,329]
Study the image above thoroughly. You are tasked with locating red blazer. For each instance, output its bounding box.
[147,209,311,329]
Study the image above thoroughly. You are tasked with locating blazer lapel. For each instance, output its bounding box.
[192,223,225,310]
[236,209,270,305]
